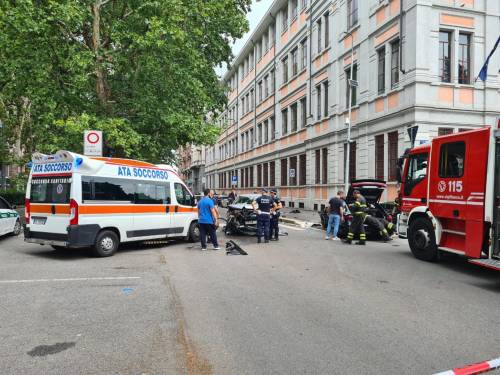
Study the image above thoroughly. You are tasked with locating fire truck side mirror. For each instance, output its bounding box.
[396,157,404,184]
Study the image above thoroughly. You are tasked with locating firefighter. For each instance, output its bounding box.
[345,189,368,245]
[269,189,282,241]
[380,217,396,236]
[252,188,272,243]
[364,215,392,242]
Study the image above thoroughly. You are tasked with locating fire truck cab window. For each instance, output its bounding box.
[439,142,465,178]
[407,153,428,183]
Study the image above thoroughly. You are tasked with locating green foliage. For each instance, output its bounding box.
[1,189,25,206]
[0,0,250,163]
[44,114,142,158]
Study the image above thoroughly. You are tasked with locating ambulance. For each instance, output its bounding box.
[24,151,200,256]
[397,119,500,270]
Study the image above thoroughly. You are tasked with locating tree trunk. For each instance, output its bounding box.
[91,1,109,110]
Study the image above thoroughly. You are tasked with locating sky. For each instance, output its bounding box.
[217,0,274,77]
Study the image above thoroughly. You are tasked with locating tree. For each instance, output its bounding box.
[0,0,250,163]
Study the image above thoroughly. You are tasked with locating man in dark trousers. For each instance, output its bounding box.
[269,189,282,241]
[345,189,367,245]
[228,188,237,204]
[252,188,272,243]
[325,190,345,240]
[197,188,220,251]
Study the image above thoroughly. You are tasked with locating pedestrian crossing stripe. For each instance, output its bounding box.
[0,212,19,219]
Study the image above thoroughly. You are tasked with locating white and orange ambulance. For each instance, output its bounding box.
[24,150,199,256]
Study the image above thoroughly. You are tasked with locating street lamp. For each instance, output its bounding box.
[343,30,356,194]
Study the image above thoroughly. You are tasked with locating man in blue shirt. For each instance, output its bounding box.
[197,188,220,251]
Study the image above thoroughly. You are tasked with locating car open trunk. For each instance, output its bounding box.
[346,179,387,205]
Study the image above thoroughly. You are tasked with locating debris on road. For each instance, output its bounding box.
[226,240,248,256]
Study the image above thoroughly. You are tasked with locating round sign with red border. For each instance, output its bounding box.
[86,132,100,144]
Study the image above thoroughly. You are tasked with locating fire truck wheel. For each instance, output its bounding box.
[188,221,200,243]
[408,217,438,261]
[92,230,119,257]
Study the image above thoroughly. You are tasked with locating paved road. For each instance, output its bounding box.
[1,225,500,374]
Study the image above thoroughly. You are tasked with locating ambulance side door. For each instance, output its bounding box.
[131,182,172,239]
[171,182,195,236]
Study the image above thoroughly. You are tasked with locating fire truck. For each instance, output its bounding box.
[397,120,500,270]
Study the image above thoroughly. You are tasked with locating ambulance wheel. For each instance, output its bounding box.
[92,230,119,257]
[188,222,200,243]
[408,217,437,261]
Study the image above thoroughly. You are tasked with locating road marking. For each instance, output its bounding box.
[0,276,141,284]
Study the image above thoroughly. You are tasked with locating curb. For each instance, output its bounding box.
[434,357,500,375]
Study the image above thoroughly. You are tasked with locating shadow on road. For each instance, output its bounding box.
[391,249,500,289]
[23,247,91,260]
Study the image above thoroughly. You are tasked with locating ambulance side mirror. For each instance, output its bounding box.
[190,196,196,207]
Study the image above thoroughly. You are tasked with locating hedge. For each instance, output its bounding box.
[1,190,26,206]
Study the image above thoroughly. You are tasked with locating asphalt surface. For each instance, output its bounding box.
[1,224,500,374]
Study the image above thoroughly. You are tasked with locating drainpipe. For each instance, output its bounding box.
[251,38,257,151]
[308,1,314,118]
[270,12,277,140]
[399,0,406,74]
[343,30,355,194]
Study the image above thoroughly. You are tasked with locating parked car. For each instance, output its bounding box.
[319,179,393,240]
[224,194,260,235]
[0,195,22,237]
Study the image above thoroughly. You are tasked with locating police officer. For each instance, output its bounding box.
[345,189,368,245]
[269,189,282,241]
[252,188,272,243]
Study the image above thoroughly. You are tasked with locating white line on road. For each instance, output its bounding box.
[0,276,141,284]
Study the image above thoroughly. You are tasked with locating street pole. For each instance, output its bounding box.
[344,31,355,194]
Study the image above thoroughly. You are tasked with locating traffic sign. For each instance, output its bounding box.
[289,169,296,178]
[84,130,103,156]
[231,175,238,183]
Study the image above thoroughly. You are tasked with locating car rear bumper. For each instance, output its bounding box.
[24,224,101,248]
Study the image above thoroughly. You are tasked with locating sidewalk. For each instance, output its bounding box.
[279,207,322,228]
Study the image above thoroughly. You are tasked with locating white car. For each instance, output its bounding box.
[0,196,22,237]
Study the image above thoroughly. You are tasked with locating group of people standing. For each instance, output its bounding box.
[252,188,282,243]
[195,187,283,250]
[197,186,393,251]
[326,189,393,245]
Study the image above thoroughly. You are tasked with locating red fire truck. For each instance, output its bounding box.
[397,120,500,270]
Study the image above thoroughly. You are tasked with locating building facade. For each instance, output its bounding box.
[178,145,206,194]
[205,0,500,210]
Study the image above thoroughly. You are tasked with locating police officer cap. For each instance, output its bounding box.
[270,188,277,193]
[261,187,268,193]
[353,189,361,194]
